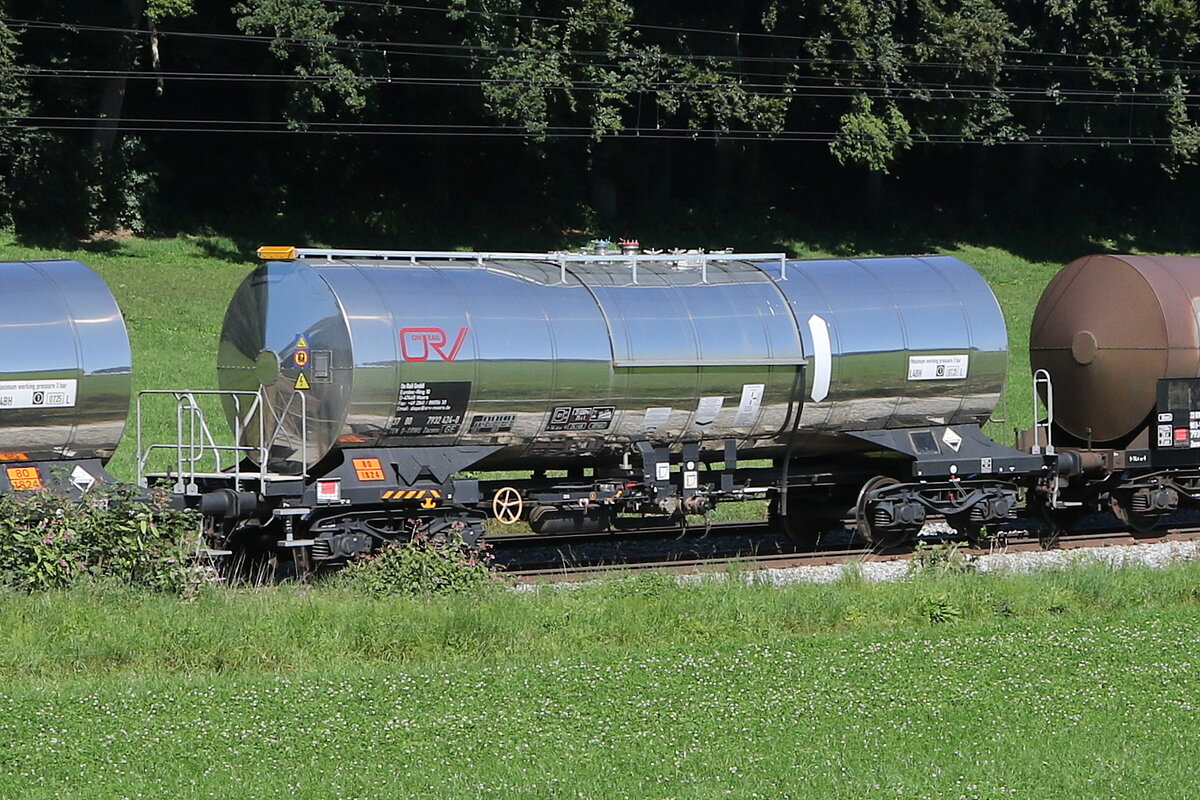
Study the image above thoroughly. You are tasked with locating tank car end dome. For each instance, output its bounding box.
[1030,254,1200,444]
[217,260,354,467]
[0,260,131,464]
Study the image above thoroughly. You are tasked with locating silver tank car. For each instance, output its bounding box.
[218,248,1007,470]
[0,260,132,463]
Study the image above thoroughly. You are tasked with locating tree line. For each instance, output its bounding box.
[1,0,1199,247]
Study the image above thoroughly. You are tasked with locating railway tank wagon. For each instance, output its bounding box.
[163,245,1043,561]
[0,260,132,495]
[1030,254,1200,530]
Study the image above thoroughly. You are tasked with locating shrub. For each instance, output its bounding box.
[917,592,963,624]
[598,570,678,600]
[908,541,979,577]
[0,485,198,592]
[338,529,498,597]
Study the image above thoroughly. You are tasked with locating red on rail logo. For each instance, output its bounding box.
[399,327,469,362]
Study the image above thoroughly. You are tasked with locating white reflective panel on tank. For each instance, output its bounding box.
[807,314,831,402]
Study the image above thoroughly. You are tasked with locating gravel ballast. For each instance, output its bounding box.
[737,539,1200,587]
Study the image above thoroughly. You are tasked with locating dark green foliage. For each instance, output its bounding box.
[908,541,979,577]
[2,1,1200,242]
[0,10,29,229]
[0,486,197,592]
[234,0,369,119]
[338,529,498,596]
[916,591,964,623]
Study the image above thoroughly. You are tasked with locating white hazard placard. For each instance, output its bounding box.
[0,379,78,409]
[907,355,969,381]
[70,465,96,492]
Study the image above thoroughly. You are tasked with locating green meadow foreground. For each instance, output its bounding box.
[2,563,1200,799]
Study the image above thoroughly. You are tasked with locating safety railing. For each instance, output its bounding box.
[135,388,309,494]
[276,247,791,285]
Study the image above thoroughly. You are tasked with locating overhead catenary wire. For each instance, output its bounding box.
[2,12,1194,151]
[8,67,1198,111]
[2,115,1185,147]
[314,0,1200,71]
[7,16,1200,80]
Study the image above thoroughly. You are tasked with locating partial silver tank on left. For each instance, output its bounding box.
[0,261,132,462]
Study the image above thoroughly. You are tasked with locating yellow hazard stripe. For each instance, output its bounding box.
[383,488,446,502]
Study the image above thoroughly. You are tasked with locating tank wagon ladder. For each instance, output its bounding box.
[1031,369,1056,458]
[136,389,310,492]
[1025,369,1095,535]
[136,388,314,562]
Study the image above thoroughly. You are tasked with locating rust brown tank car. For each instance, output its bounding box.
[1030,254,1200,445]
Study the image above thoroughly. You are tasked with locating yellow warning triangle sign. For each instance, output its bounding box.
[294,372,311,390]
[294,334,309,349]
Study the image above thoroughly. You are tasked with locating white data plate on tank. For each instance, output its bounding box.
[734,383,765,426]
[694,396,724,427]
[0,379,77,409]
[907,355,969,381]
[642,407,672,434]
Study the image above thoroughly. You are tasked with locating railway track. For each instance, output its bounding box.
[505,524,1200,583]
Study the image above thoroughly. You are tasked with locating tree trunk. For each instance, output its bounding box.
[90,0,146,159]
[589,141,619,221]
[968,146,989,221]
[866,168,884,215]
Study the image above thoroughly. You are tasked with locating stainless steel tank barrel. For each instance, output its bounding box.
[778,255,1007,448]
[218,249,1007,470]
[0,261,132,462]
[1031,254,1200,445]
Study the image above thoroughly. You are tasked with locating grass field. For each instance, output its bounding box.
[3,562,1200,798]
[0,232,1069,481]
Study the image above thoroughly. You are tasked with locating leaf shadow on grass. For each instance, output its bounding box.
[192,235,252,264]
[10,231,129,256]
[757,213,1148,265]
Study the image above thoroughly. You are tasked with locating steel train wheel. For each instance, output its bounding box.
[1032,495,1087,547]
[856,475,912,550]
[1109,493,1159,535]
[768,493,832,549]
[945,512,985,547]
[491,486,524,525]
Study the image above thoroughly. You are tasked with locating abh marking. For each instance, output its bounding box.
[400,327,469,362]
